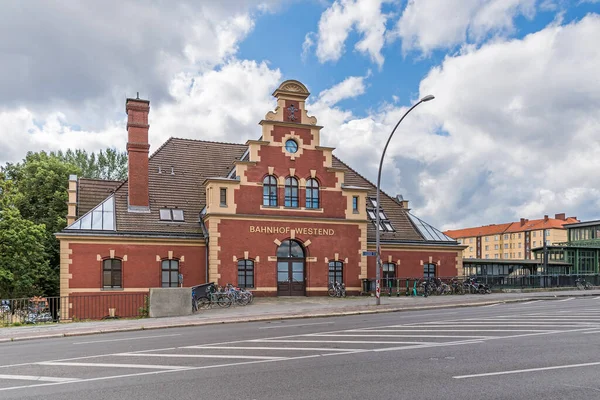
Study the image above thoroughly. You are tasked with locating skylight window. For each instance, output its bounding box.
[160,208,185,221]
[366,200,395,232]
[66,196,115,231]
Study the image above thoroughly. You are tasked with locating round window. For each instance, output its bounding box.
[285,139,298,154]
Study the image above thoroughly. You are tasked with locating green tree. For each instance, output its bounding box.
[57,148,127,180]
[2,152,80,296]
[0,175,52,298]
[1,147,127,297]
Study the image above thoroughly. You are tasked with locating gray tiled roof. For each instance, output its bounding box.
[72,137,453,245]
[77,178,122,217]
[114,138,247,235]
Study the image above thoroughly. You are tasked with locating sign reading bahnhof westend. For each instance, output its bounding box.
[249,226,335,236]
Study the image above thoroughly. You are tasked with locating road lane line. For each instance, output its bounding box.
[259,322,334,329]
[557,298,575,302]
[343,332,493,338]
[37,362,189,370]
[0,374,80,383]
[252,339,439,344]
[453,361,600,379]
[0,355,326,393]
[418,321,600,324]
[73,334,181,345]
[115,353,286,360]
[323,329,547,332]
[481,304,499,308]
[307,334,493,339]
[186,346,363,352]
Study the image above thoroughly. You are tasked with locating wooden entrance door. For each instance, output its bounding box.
[277,260,305,296]
[276,240,306,296]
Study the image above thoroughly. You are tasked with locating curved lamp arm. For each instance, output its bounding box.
[374,95,435,305]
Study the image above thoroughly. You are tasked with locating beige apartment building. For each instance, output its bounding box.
[444,213,579,260]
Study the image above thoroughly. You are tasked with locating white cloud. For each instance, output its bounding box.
[317,15,600,227]
[394,0,537,54]
[302,32,316,62]
[0,1,280,165]
[313,76,367,107]
[315,0,388,67]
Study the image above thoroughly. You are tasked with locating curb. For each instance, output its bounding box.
[1,294,586,343]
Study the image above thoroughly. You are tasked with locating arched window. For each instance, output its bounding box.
[103,259,122,289]
[328,261,343,284]
[305,178,319,209]
[284,177,299,207]
[276,239,305,258]
[237,259,254,288]
[263,175,277,206]
[423,263,436,278]
[161,259,180,287]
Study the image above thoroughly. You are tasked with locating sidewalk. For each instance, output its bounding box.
[2,289,599,343]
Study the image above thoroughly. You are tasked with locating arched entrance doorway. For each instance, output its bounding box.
[276,239,306,296]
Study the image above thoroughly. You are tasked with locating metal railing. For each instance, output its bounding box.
[361,274,600,296]
[1,292,148,327]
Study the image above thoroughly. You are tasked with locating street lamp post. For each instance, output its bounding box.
[375,95,435,305]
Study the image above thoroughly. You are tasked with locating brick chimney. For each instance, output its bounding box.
[126,95,150,211]
[520,218,526,226]
[555,213,566,221]
[544,215,549,222]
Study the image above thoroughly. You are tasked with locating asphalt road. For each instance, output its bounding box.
[1,296,600,399]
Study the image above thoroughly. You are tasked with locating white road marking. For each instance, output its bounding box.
[115,353,285,360]
[259,322,334,329]
[418,323,595,327]
[73,334,181,345]
[558,298,575,302]
[343,331,493,338]
[480,304,499,308]
[307,333,493,339]
[582,330,600,334]
[185,346,362,352]
[454,361,600,379]
[252,339,439,344]
[594,297,600,300]
[37,362,189,370]
[324,329,548,332]
[0,374,80,383]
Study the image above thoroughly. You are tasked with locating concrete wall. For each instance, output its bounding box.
[148,288,192,318]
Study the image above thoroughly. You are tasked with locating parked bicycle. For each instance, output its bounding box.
[192,283,254,311]
[576,278,593,290]
[328,281,346,298]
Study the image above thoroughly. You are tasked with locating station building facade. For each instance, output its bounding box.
[56,80,464,300]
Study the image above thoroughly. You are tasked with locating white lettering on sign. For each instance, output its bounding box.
[249,226,335,236]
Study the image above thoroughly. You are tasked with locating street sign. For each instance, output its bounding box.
[362,251,377,257]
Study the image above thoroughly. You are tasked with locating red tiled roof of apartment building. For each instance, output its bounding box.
[504,217,579,233]
[444,223,512,239]
[444,214,579,239]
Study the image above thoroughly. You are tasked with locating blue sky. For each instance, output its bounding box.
[237,0,597,120]
[0,0,599,229]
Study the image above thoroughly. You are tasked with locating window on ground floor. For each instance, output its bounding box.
[237,260,254,288]
[423,263,436,278]
[103,259,122,289]
[382,263,396,288]
[328,261,343,284]
[161,260,180,287]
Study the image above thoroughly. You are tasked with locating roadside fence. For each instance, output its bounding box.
[362,274,600,296]
[0,292,148,327]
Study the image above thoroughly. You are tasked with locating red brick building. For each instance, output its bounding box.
[56,80,464,300]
